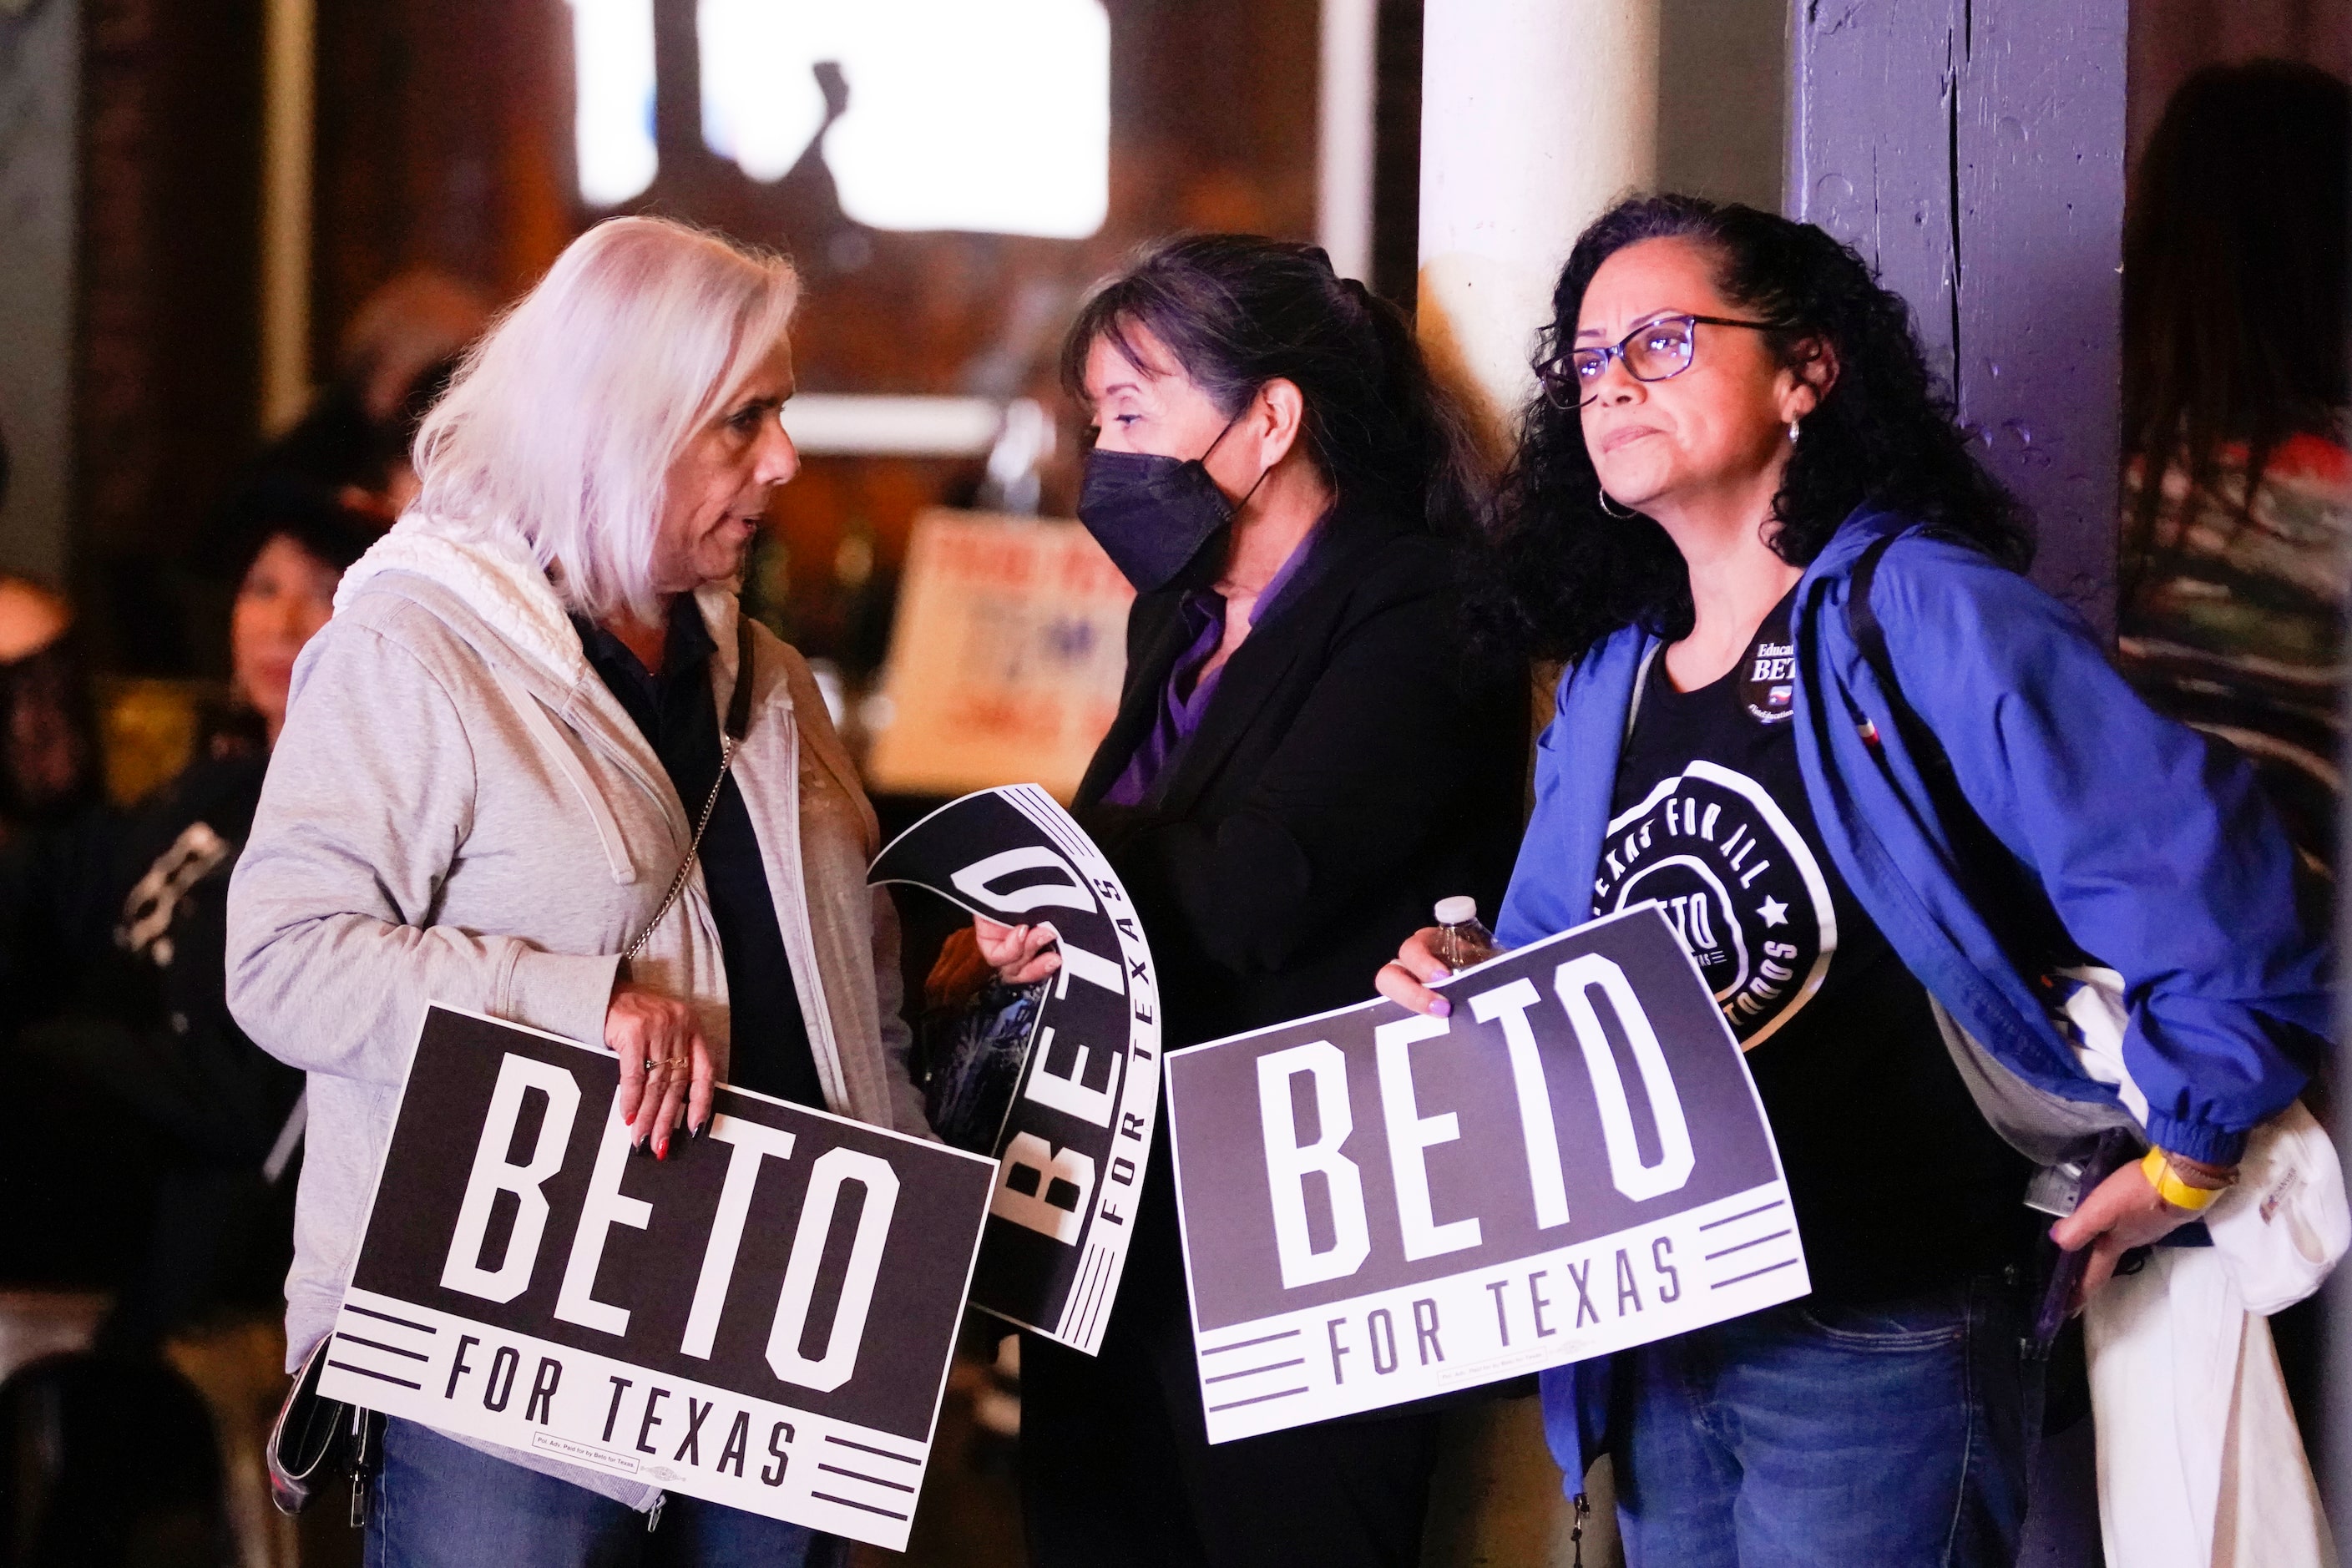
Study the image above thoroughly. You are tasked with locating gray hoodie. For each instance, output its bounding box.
[225,512,926,1508]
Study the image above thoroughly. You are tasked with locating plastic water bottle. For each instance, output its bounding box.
[1432,896,1500,973]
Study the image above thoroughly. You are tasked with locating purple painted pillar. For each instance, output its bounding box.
[1787,8,2127,1565]
[1786,0,2126,636]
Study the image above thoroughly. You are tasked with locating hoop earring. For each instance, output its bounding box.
[1788,418,1802,443]
[1597,486,1636,518]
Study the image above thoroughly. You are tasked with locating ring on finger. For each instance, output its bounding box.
[644,1056,676,1071]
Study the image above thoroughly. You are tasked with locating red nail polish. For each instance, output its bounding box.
[656,1138,668,1161]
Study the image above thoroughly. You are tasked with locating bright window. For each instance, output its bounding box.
[570,0,659,206]
[697,0,1110,239]
[697,0,830,185]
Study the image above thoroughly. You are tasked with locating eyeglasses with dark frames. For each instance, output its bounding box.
[1537,313,1787,409]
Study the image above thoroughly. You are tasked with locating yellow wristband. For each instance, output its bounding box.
[2140,1146,2224,1211]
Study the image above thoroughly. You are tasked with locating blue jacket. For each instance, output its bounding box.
[1502,508,2330,1492]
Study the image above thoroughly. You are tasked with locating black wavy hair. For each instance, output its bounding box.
[1478,194,2031,665]
[1059,234,1487,539]
[222,477,383,586]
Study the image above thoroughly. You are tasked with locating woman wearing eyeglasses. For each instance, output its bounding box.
[1377,195,2327,1566]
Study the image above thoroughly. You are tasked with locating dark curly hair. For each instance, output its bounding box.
[1478,194,2031,665]
[1060,234,1487,539]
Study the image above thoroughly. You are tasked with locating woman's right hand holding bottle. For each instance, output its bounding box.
[1377,928,1455,1017]
[1377,897,1500,1019]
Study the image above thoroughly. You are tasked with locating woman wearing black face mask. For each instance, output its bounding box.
[954,236,1526,1566]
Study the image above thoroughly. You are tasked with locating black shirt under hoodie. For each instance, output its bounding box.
[575,598,823,1109]
[1597,590,2031,1302]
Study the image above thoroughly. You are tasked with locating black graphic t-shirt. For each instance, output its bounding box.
[1601,594,2030,1301]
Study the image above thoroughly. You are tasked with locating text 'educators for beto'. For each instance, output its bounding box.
[313,1006,995,1550]
[867,784,1162,1356]
[1166,907,1808,1444]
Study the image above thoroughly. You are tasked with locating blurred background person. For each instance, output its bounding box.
[219,268,493,530]
[0,571,102,852]
[964,235,1525,1568]
[0,496,367,1568]
[2113,53,2352,1486]
[0,569,130,1295]
[8,496,373,1348]
[228,215,915,1567]
[2117,60,2352,883]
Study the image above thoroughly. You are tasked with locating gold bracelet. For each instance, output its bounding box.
[2140,1146,2228,1211]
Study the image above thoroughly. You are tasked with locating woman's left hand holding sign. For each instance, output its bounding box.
[606,979,714,1157]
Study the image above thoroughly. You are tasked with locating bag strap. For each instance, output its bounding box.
[1847,531,2073,969]
[623,615,757,965]
[1623,641,1662,744]
[1848,532,1965,800]
[723,611,756,740]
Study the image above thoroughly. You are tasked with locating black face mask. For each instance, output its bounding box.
[1075,415,1256,594]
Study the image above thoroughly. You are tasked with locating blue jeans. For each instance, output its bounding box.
[367,1419,842,1568]
[1614,1272,2035,1568]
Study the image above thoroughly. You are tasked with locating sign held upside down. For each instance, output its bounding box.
[867,784,1162,1356]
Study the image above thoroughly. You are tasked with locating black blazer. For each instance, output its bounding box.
[1074,507,1525,1051]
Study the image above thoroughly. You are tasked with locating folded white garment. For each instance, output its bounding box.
[2206,1100,2350,1316]
[2057,969,2345,1568]
[2087,1245,2336,1568]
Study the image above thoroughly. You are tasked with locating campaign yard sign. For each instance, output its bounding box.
[1165,907,1806,1444]
[863,510,1133,802]
[312,1007,994,1550]
[868,785,1160,1355]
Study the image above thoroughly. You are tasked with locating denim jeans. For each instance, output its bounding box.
[367,1419,842,1568]
[1614,1272,2036,1568]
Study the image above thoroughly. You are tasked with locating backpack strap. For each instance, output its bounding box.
[1848,532,1944,777]
[1845,529,2074,969]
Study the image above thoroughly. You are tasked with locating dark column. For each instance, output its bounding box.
[1787,0,2126,635]
[77,0,266,673]
[1368,0,1422,314]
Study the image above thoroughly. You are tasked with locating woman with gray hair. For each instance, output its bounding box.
[227,215,918,1566]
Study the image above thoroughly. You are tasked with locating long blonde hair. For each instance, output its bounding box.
[412,216,798,622]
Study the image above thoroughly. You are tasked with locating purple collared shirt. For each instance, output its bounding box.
[1103,524,1325,807]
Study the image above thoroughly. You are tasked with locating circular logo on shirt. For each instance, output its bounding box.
[1592,759,1837,1047]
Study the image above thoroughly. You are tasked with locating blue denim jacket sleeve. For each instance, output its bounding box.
[1798,524,2326,1164]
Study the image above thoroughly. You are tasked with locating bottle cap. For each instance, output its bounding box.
[1434,896,1479,926]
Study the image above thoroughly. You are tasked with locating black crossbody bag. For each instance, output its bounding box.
[266,1334,385,1522]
